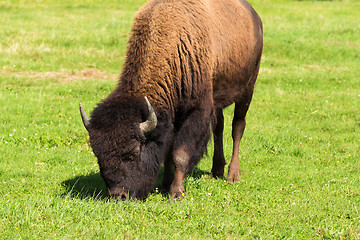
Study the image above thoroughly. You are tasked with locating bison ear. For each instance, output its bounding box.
[79,103,91,132]
[139,97,157,135]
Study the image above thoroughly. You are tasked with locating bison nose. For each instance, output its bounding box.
[108,188,129,201]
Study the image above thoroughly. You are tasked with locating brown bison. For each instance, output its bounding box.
[80,0,263,200]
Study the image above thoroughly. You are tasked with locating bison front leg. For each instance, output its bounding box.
[170,105,213,199]
[227,91,253,183]
[169,148,188,198]
[161,158,174,192]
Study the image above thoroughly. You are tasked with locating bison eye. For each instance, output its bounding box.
[125,145,140,161]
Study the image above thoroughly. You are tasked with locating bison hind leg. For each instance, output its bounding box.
[211,109,227,178]
[227,89,254,183]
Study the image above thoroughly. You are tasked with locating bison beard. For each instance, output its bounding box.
[80,0,263,200]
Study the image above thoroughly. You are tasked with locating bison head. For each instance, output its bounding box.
[79,96,164,200]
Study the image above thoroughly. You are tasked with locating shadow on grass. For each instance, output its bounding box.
[61,172,107,200]
[61,167,211,201]
[191,168,211,179]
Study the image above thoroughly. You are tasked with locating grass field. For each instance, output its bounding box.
[1,0,359,238]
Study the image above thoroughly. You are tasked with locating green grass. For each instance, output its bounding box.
[1,0,359,239]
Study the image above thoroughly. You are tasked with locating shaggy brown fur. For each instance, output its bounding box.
[82,0,263,200]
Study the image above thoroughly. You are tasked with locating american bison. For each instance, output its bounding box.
[80,0,263,200]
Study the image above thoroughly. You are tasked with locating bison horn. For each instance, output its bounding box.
[79,103,90,131]
[139,97,157,135]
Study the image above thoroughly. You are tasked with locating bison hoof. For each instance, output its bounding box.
[211,167,225,179]
[171,191,185,200]
[169,184,185,199]
[227,168,241,183]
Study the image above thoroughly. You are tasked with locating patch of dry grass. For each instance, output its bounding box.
[1,69,118,82]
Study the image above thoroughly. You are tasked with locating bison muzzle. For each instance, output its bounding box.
[80,0,263,200]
